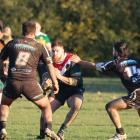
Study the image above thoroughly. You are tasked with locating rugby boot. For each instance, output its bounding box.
[45,128,60,140]
[0,129,7,140]
[108,133,127,140]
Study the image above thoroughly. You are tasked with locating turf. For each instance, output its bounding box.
[5,78,140,140]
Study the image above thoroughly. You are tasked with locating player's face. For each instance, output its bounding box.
[35,23,41,35]
[52,45,65,62]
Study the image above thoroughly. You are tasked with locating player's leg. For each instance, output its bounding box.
[49,96,62,113]
[135,89,140,117]
[39,94,62,138]
[0,80,20,140]
[105,97,128,140]
[57,94,83,140]
[39,95,62,139]
[34,96,60,140]
[0,94,14,140]
[23,81,60,140]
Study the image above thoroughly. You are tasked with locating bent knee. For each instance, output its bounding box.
[71,104,81,112]
[34,97,51,109]
[105,102,112,112]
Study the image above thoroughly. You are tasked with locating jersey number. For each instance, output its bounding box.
[16,52,30,66]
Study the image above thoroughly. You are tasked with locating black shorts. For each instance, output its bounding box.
[122,88,140,109]
[50,88,84,105]
[3,79,44,101]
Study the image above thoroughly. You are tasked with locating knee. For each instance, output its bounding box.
[105,102,112,113]
[39,102,51,111]
[71,104,81,113]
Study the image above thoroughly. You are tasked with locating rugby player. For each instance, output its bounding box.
[71,41,140,140]
[0,20,60,140]
[35,21,52,88]
[0,25,6,105]
[40,39,85,140]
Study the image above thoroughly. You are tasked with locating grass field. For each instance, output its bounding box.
[5,78,140,140]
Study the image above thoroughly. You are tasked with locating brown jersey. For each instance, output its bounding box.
[0,37,52,80]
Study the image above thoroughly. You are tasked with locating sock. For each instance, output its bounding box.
[0,121,6,130]
[46,122,52,130]
[116,128,125,135]
[59,123,67,132]
[40,129,45,137]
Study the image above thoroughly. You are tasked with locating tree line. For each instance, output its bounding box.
[0,0,140,62]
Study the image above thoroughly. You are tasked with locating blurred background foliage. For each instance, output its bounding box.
[0,0,140,62]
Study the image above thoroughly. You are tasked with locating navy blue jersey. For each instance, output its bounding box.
[0,37,52,81]
[99,57,140,93]
[54,53,84,93]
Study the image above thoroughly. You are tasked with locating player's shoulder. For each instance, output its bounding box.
[5,38,16,48]
[66,52,73,57]
[66,52,79,66]
[119,57,139,66]
[39,32,48,36]
[129,56,140,63]
[36,32,49,39]
[34,41,44,50]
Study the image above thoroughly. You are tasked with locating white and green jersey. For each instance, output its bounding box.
[36,32,51,46]
[36,32,51,84]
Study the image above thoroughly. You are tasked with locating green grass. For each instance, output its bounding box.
[5,78,140,140]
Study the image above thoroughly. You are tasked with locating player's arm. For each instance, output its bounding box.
[0,43,9,82]
[42,47,59,94]
[46,42,52,53]
[55,64,82,86]
[95,60,116,73]
[70,54,116,73]
[0,42,9,61]
[70,55,96,70]
[79,61,96,70]
[47,63,59,90]
[120,59,137,67]
[44,34,52,52]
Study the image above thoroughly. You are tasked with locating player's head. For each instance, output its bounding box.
[35,22,41,35]
[22,20,36,36]
[3,26,12,36]
[52,39,65,62]
[2,26,13,44]
[113,40,129,59]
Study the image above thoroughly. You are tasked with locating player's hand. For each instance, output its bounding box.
[52,83,59,94]
[70,55,81,63]
[42,79,52,91]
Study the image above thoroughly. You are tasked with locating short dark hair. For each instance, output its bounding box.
[52,39,63,48]
[113,40,129,57]
[22,20,36,36]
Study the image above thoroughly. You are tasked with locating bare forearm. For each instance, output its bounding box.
[47,63,58,85]
[79,60,96,70]
[57,75,78,86]
[46,42,52,52]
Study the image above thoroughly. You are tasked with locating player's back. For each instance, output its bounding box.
[3,37,44,80]
[118,58,140,92]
